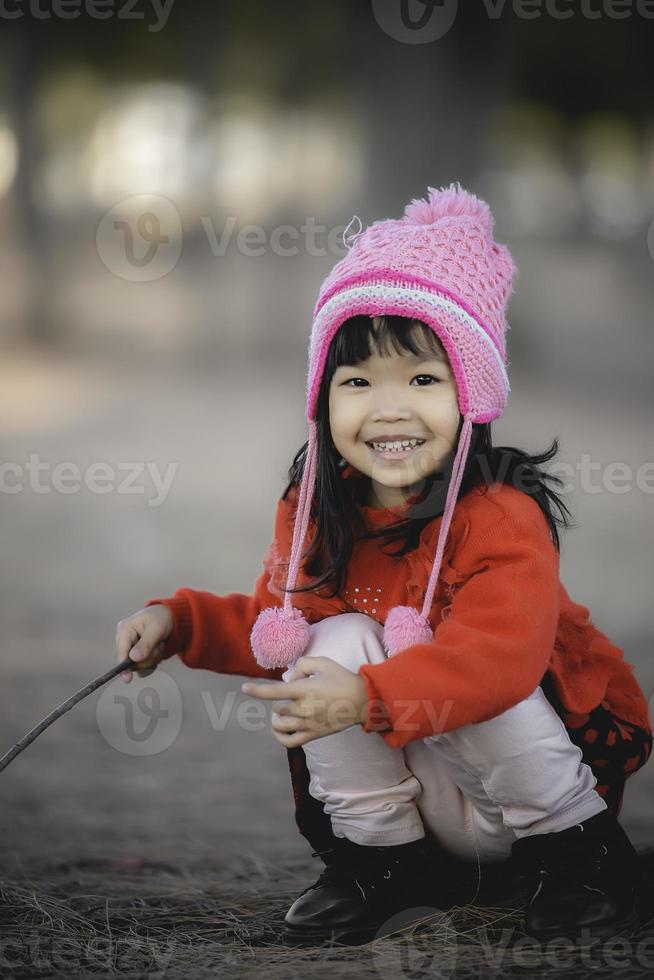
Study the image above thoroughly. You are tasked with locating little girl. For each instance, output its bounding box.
[116,183,652,948]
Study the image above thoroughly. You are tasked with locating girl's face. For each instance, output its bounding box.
[328,327,460,509]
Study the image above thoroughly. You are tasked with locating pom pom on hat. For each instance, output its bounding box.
[383,604,434,656]
[250,606,311,669]
[403,180,494,235]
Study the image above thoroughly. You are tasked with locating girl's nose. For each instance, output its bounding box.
[372,399,412,419]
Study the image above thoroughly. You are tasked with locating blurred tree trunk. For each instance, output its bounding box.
[349,3,514,213]
[178,3,228,96]
[5,22,54,346]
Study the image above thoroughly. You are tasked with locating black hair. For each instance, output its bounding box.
[281,315,575,599]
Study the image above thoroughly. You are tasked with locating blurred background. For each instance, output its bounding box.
[1,0,653,877]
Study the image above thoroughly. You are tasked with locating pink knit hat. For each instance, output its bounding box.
[250,182,517,668]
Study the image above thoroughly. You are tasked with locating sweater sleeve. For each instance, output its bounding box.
[143,498,291,681]
[358,514,561,749]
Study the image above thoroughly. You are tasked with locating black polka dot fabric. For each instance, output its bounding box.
[539,672,652,818]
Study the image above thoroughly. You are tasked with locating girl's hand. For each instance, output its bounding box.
[115,605,174,683]
[241,656,369,748]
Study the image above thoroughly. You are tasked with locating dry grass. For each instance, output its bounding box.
[1,850,653,979]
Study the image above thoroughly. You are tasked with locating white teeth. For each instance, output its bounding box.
[370,438,425,453]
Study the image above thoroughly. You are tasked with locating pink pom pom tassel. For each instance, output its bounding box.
[383,605,434,657]
[250,606,311,669]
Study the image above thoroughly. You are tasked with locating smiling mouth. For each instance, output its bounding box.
[366,439,426,459]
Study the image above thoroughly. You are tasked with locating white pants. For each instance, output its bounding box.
[281,613,606,864]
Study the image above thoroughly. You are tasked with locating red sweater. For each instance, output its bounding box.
[145,472,651,750]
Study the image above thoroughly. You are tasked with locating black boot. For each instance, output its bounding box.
[282,834,456,947]
[511,809,642,941]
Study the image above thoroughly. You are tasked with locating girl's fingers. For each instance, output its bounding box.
[116,622,140,661]
[116,622,142,682]
[116,616,167,668]
[287,656,325,679]
[132,642,163,671]
[120,641,164,682]
[242,680,287,699]
[271,711,305,733]
[272,698,298,716]
[273,729,314,748]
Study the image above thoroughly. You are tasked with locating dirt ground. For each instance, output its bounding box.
[1,344,652,978]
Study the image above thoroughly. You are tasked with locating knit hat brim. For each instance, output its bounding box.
[306,274,510,424]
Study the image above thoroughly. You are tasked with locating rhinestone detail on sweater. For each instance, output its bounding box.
[344,586,382,615]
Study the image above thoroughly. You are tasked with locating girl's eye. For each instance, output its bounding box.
[341,375,440,387]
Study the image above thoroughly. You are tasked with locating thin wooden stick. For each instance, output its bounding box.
[0,656,153,775]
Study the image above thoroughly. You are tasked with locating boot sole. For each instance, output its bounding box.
[282,904,445,947]
[282,928,376,946]
[282,922,378,947]
[525,902,640,943]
